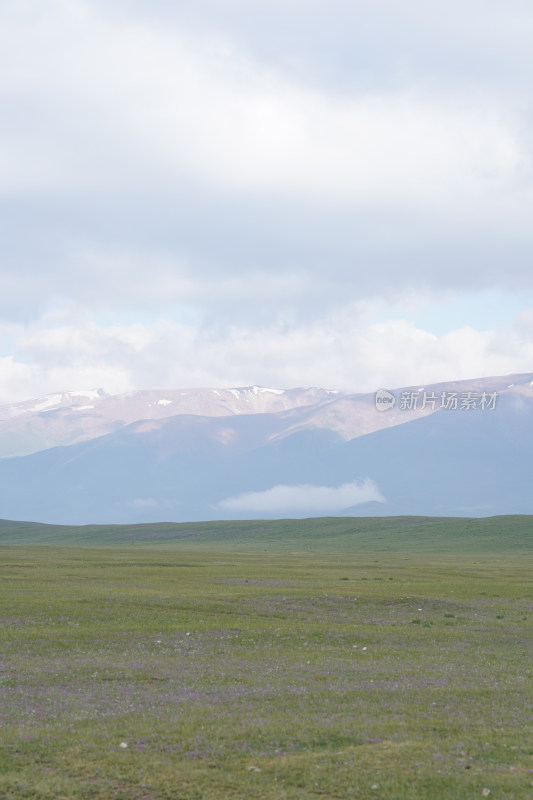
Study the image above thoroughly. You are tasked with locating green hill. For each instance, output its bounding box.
[0,514,531,554]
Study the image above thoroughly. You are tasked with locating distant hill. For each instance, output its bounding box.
[0,373,532,524]
[0,515,531,555]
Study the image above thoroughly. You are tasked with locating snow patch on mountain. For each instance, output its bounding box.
[4,388,109,418]
[69,389,108,400]
[249,385,284,395]
[258,387,284,395]
[27,394,64,413]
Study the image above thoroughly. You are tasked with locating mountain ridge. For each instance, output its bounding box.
[0,372,532,525]
[1,372,532,459]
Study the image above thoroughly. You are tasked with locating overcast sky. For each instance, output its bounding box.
[1,0,533,403]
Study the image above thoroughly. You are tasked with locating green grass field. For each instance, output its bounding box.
[0,516,532,799]
[1,514,533,554]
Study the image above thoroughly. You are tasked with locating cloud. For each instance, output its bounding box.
[1,303,533,404]
[218,479,385,515]
[1,1,524,202]
[1,0,533,327]
[1,1,533,396]
[130,498,159,509]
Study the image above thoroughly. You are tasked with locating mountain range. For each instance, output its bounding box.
[0,372,532,524]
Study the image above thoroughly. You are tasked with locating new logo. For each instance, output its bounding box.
[375,388,396,411]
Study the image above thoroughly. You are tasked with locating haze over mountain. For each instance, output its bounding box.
[0,372,532,525]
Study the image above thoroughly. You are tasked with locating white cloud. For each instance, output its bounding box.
[1,1,533,395]
[1,305,533,405]
[218,479,385,514]
[0,1,527,206]
[131,498,159,509]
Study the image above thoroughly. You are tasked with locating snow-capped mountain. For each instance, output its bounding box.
[0,385,341,458]
[0,372,532,524]
[1,388,109,418]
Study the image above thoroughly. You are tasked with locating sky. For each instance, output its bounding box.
[1,0,533,404]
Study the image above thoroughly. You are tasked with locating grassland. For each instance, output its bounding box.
[1,514,533,554]
[0,516,532,799]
